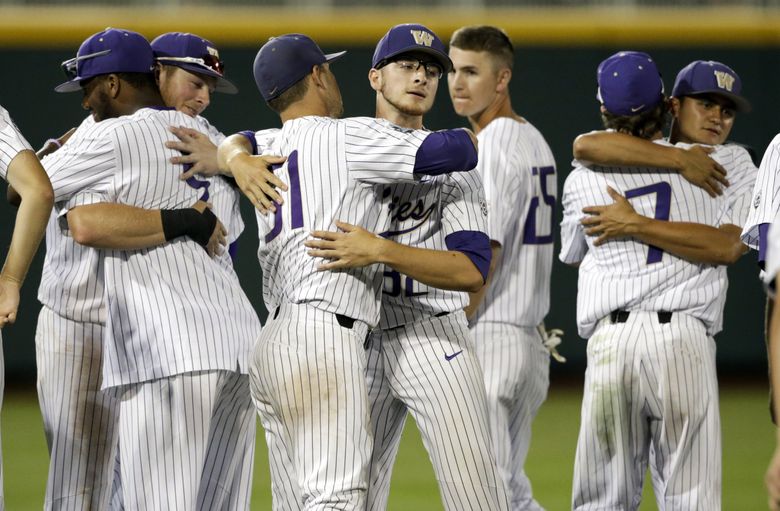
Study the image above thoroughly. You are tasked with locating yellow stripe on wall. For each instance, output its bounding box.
[1,6,779,47]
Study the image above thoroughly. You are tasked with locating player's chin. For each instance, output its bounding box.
[450,99,472,116]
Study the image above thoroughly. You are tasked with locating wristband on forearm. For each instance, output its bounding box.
[160,208,217,247]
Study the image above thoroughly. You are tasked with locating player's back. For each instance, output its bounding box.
[476,118,556,327]
[256,116,427,326]
[560,142,755,337]
[64,107,260,388]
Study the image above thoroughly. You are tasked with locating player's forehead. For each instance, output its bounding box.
[448,47,495,68]
[164,65,217,88]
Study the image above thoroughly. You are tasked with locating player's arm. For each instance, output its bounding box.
[581,186,746,265]
[573,130,728,197]
[0,150,54,325]
[464,242,501,319]
[217,133,288,214]
[766,285,780,509]
[66,201,226,257]
[304,221,489,292]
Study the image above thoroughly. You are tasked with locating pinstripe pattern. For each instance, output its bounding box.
[468,117,556,510]
[117,370,255,510]
[572,312,720,511]
[366,312,508,511]
[743,135,780,249]
[560,142,757,338]
[35,306,120,510]
[0,104,33,178]
[471,323,549,511]
[0,104,34,511]
[472,118,556,327]
[59,108,261,389]
[377,169,488,329]
[252,116,428,326]
[249,302,372,510]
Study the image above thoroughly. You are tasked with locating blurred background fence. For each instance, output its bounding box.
[0,2,777,384]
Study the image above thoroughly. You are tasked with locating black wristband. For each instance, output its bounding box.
[160,208,217,247]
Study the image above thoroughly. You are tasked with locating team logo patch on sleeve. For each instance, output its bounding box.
[754,190,761,209]
[480,198,489,217]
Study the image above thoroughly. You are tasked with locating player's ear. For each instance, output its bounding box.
[496,67,511,93]
[106,74,122,99]
[153,64,163,87]
[670,97,682,118]
[368,68,382,92]
[310,64,327,90]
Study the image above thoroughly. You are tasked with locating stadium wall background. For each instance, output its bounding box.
[0,7,777,382]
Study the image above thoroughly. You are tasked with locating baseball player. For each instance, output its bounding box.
[560,51,756,510]
[0,105,54,510]
[41,28,259,510]
[303,23,508,510]
[217,33,480,510]
[447,25,558,510]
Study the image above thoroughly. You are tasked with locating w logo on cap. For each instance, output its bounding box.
[410,30,434,47]
[714,70,735,91]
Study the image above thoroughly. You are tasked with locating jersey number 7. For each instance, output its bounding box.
[624,181,672,264]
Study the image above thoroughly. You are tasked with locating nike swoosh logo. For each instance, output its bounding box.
[630,105,645,112]
[444,350,463,361]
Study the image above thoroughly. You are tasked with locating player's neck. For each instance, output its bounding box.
[376,110,423,130]
[468,94,519,134]
[280,102,331,123]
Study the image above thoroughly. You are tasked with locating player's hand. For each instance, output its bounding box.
[227,153,288,214]
[305,220,385,270]
[0,276,21,328]
[191,200,227,258]
[166,126,220,178]
[581,186,643,245]
[677,145,729,198]
[767,435,780,511]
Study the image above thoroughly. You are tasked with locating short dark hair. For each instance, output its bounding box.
[115,72,158,92]
[267,68,315,113]
[601,102,669,140]
[449,25,514,70]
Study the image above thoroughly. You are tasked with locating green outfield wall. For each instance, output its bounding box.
[0,16,776,381]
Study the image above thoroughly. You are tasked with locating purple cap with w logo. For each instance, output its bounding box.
[372,23,452,72]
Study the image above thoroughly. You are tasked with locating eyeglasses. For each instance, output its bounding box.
[156,54,225,76]
[384,58,443,80]
[61,49,112,80]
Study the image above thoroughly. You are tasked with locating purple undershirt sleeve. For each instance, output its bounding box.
[445,230,492,282]
[414,129,478,176]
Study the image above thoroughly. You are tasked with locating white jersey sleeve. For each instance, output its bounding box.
[743,134,780,251]
[0,104,33,180]
[559,167,591,265]
[345,117,428,183]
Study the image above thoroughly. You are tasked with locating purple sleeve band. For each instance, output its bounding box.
[759,223,770,269]
[445,230,491,282]
[414,129,478,176]
[229,240,239,262]
[238,130,258,155]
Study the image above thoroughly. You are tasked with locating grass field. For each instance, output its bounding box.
[3,382,773,510]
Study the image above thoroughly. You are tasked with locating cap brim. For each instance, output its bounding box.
[54,79,83,93]
[324,50,347,64]
[374,47,452,73]
[170,62,239,94]
[680,90,752,113]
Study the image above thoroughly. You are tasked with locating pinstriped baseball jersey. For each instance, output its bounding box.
[249,116,429,326]
[57,107,260,389]
[472,118,556,327]
[743,134,780,250]
[560,142,757,338]
[377,168,488,329]
[0,105,33,177]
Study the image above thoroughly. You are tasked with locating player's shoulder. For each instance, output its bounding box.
[193,114,225,142]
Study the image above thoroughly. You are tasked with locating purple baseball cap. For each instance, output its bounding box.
[56,28,154,93]
[597,51,664,116]
[372,23,452,72]
[151,32,238,94]
[671,60,751,113]
[253,34,346,102]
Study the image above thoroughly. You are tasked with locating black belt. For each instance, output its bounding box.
[610,310,672,324]
[272,306,356,330]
